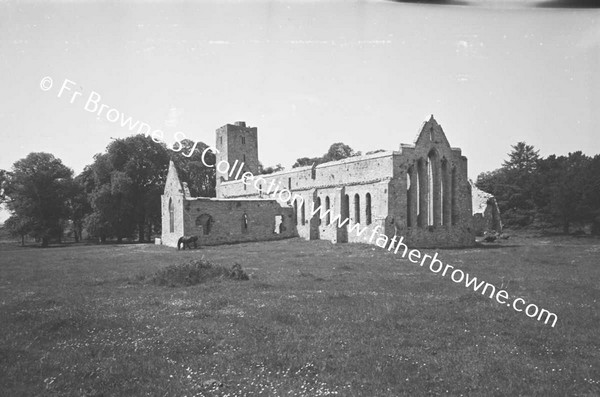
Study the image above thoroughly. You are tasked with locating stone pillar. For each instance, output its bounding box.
[451,167,458,225]
[442,160,451,226]
[407,166,418,227]
[417,158,428,227]
[334,187,347,243]
[308,189,320,240]
[432,156,442,226]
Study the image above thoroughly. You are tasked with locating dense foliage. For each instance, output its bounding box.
[1,135,215,246]
[258,162,285,175]
[476,142,600,233]
[292,142,361,168]
[2,153,74,246]
[81,136,215,243]
[150,259,249,287]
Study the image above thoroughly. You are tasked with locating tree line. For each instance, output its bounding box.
[0,136,365,247]
[476,142,600,234]
[2,137,597,247]
[0,136,216,247]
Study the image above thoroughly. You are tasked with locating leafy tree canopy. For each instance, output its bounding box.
[258,162,285,175]
[3,152,74,246]
[292,142,361,168]
[81,135,215,242]
[477,142,600,233]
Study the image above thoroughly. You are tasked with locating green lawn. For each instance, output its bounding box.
[0,234,599,396]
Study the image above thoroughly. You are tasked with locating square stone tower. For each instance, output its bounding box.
[215,121,259,193]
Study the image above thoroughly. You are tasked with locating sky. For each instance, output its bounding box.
[1,0,599,221]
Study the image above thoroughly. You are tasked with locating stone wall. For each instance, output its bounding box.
[215,117,475,248]
[161,162,186,247]
[217,150,395,199]
[161,158,296,248]
[386,117,474,247]
[180,198,296,246]
[161,194,185,247]
[471,181,503,236]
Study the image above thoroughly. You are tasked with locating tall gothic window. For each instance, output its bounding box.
[365,193,372,225]
[315,197,322,225]
[168,198,174,233]
[354,194,360,224]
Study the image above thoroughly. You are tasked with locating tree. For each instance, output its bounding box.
[476,142,540,227]
[292,157,323,168]
[536,152,592,233]
[0,169,7,203]
[4,215,34,246]
[478,143,600,233]
[366,149,386,155]
[170,139,216,197]
[503,142,540,173]
[586,154,600,234]
[292,142,360,168]
[82,135,215,242]
[324,142,360,162]
[258,162,285,175]
[3,153,74,247]
[87,170,137,242]
[69,167,94,242]
[84,136,169,242]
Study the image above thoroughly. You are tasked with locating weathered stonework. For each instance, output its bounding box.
[471,180,503,236]
[162,116,476,248]
[161,162,295,247]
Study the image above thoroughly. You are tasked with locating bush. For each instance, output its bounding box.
[150,259,249,287]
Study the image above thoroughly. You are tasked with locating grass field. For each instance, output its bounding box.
[0,233,599,396]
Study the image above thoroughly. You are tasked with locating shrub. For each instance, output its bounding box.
[150,259,249,287]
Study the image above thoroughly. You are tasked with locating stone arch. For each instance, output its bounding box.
[168,198,174,233]
[195,213,213,235]
[342,194,350,225]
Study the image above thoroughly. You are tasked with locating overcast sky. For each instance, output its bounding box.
[1,1,599,204]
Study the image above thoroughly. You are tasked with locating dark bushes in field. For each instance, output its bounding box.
[151,259,249,287]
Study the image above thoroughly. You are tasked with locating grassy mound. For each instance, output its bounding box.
[150,259,249,287]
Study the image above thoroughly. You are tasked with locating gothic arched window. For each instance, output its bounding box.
[168,198,175,233]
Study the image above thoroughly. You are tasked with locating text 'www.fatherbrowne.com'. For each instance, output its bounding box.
[306,203,558,328]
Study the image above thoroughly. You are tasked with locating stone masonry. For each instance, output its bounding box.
[161,116,475,248]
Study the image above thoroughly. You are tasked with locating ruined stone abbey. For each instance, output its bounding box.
[161,116,475,248]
